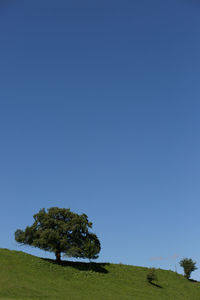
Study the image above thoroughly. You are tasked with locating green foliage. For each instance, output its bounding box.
[1,249,200,300]
[179,258,197,279]
[146,268,157,283]
[15,207,101,262]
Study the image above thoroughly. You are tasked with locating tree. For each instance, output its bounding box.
[179,258,197,279]
[146,268,157,283]
[15,207,101,263]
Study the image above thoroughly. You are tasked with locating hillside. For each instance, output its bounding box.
[0,249,199,300]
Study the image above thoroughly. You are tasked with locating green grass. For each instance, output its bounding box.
[0,248,200,300]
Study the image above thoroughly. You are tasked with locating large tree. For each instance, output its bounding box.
[15,207,101,262]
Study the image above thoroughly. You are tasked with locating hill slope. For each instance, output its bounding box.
[0,249,199,300]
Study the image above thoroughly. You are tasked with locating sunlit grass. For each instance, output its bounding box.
[0,248,199,300]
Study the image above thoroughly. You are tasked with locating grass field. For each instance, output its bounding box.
[0,248,200,300]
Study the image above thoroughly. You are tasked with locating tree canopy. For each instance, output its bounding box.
[15,207,101,262]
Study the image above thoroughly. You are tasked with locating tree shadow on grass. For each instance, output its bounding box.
[43,258,109,274]
[149,282,162,288]
[189,279,199,284]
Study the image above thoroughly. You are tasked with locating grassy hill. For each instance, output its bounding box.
[0,248,200,300]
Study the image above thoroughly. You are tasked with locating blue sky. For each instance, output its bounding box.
[1,0,200,278]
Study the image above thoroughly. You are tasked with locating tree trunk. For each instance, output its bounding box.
[55,251,61,263]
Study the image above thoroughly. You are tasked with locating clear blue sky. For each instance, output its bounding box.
[1,0,200,279]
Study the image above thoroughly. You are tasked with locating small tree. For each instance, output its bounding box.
[179,258,197,279]
[15,207,101,263]
[147,268,157,283]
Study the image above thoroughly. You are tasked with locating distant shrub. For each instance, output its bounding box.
[179,258,197,279]
[147,268,157,283]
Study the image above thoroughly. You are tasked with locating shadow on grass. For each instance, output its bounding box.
[43,258,109,274]
[149,282,162,288]
[189,279,199,284]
